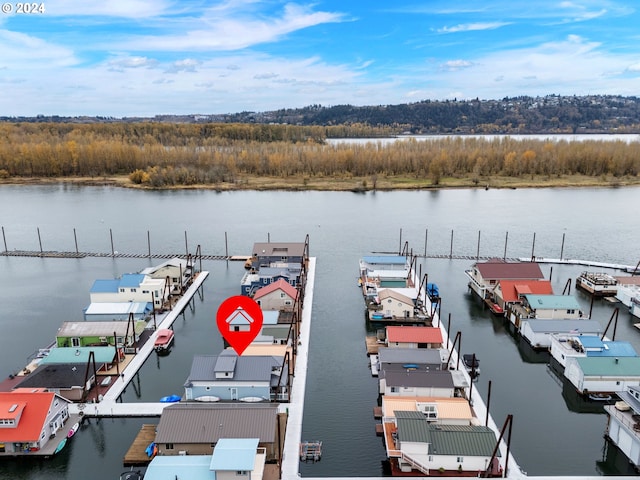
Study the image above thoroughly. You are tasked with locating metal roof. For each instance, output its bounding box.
[186,353,283,383]
[525,319,602,334]
[90,279,120,293]
[524,294,581,310]
[144,455,216,480]
[475,260,544,280]
[576,356,640,377]
[209,438,258,471]
[119,273,146,287]
[397,416,499,456]
[252,242,306,258]
[84,302,151,315]
[39,346,116,364]
[155,403,278,443]
[56,321,134,338]
[381,370,454,388]
[378,347,445,366]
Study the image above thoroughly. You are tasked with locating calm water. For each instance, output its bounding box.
[1,185,640,479]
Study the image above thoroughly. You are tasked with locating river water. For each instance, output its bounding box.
[1,185,640,479]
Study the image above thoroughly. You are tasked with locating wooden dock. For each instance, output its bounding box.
[0,250,235,260]
[365,336,381,355]
[123,424,157,466]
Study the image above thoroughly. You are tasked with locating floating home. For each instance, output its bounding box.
[465,259,544,301]
[381,396,475,426]
[55,321,140,351]
[492,279,554,312]
[144,438,267,480]
[154,403,281,460]
[0,390,71,456]
[139,257,194,295]
[385,326,444,349]
[508,294,584,333]
[565,356,640,396]
[549,333,636,369]
[604,385,640,471]
[359,255,414,302]
[252,279,298,312]
[183,351,289,402]
[384,411,502,476]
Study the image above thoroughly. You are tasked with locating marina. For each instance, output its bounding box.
[2,186,640,479]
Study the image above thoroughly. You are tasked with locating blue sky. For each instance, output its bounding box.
[1,0,638,117]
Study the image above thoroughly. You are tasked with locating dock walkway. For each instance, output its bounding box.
[68,271,208,417]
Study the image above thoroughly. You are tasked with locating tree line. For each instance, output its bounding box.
[0,122,638,187]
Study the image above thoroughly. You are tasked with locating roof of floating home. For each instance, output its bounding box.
[39,346,117,365]
[382,396,473,420]
[144,456,215,480]
[185,352,283,383]
[15,363,92,389]
[209,438,259,471]
[139,257,189,274]
[155,403,277,443]
[386,326,443,344]
[361,255,409,265]
[575,356,640,376]
[252,242,306,257]
[380,369,455,389]
[378,289,414,305]
[474,260,544,280]
[84,302,151,315]
[498,280,553,302]
[253,279,298,301]
[525,319,602,334]
[0,391,67,443]
[396,413,499,456]
[523,294,581,310]
[378,347,445,365]
[56,321,136,338]
[615,276,640,286]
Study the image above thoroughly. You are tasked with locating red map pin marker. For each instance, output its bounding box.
[216,295,264,356]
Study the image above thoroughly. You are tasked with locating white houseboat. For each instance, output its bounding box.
[576,271,618,296]
[604,385,640,471]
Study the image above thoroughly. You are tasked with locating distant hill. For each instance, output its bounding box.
[3,94,640,134]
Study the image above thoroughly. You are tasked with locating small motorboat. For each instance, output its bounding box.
[120,469,144,480]
[67,422,80,439]
[239,396,265,402]
[154,329,175,353]
[588,392,612,402]
[160,394,181,403]
[462,354,481,378]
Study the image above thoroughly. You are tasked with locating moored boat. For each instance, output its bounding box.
[53,437,67,455]
[154,328,175,353]
[160,394,181,403]
[194,395,220,402]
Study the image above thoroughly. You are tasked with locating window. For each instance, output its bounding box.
[237,471,248,476]
[131,288,137,293]
[390,387,398,393]
[166,443,174,450]
[457,456,464,463]
[567,309,575,314]
[119,288,125,293]
[142,290,149,294]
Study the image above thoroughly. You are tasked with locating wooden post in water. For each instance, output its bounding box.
[503,231,509,260]
[73,228,78,254]
[267,232,270,243]
[147,230,151,258]
[109,228,114,256]
[449,229,454,259]
[225,232,229,258]
[399,228,402,255]
[476,230,481,260]
[560,233,565,261]
[531,232,536,261]
[424,228,428,257]
[1,226,7,252]
[37,227,43,253]
[184,231,189,256]
[485,380,492,427]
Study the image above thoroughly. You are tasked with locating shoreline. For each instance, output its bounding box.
[1,174,639,191]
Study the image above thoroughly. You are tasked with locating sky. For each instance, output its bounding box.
[0,0,639,117]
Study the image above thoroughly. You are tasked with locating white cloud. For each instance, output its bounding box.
[437,22,510,33]
[441,60,474,71]
[626,63,640,73]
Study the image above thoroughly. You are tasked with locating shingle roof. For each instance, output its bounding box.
[253,279,298,301]
[155,403,277,443]
[382,396,473,420]
[475,260,544,280]
[16,364,90,389]
[387,326,443,344]
[378,289,414,305]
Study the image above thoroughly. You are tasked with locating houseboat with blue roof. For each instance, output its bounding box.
[549,334,636,369]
